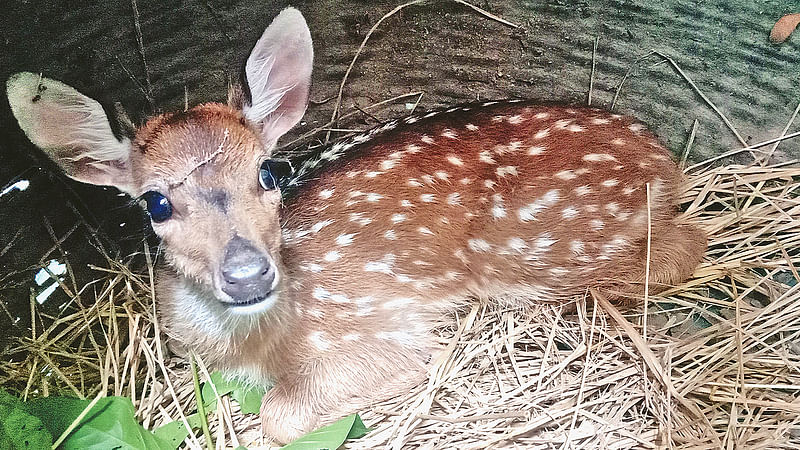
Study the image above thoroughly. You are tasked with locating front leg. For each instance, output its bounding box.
[260,342,430,443]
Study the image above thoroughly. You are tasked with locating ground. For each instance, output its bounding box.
[0,0,798,364]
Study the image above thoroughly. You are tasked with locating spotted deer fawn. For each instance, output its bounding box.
[7,7,705,443]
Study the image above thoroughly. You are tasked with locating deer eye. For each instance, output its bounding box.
[141,191,173,222]
[259,159,293,191]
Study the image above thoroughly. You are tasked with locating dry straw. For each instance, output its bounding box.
[3,3,800,449]
[3,141,799,449]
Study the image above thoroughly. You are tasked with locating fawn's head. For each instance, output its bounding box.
[7,8,313,316]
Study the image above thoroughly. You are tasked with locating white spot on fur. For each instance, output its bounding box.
[447,155,464,166]
[336,233,356,246]
[567,124,585,132]
[311,219,334,233]
[601,179,619,187]
[606,202,620,214]
[460,177,472,185]
[313,287,331,300]
[508,237,527,253]
[406,144,421,153]
[435,171,449,180]
[418,226,434,235]
[479,151,496,164]
[569,240,585,255]
[611,138,626,146]
[420,194,436,203]
[408,179,423,187]
[447,192,462,205]
[465,123,479,131]
[508,115,524,124]
[324,251,341,262]
[574,185,592,196]
[468,239,491,252]
[391,213,406,223]
[309,331,332,351]
[384,230,397,240]
[562,206,579,219]
[555,170,577,180]
[629,123,645,133]
[492,194,507,218]
[589,219,604,231]
[366,193,383,202]
[380,160,396,170]
[622,186,638,195]
[484,180,496,189]
[421,135,435,144]
[365,171,383,178]
[400,199,414,207]
[591,117,609,125]
[528,145,546,155]
[364,254,396,274]
[301,263,324,273]
[496,166,518,177]
[554,118,574,129]
[441,129,458,139]
[518,189,560,222]
[583,153,618,162]
[534,112,550,119]
[343,333,361,341]
[319,189,334,199]
[533,128,550,140]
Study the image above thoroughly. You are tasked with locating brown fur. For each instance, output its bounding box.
[132,102,706,442]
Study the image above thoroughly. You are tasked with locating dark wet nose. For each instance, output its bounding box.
[220,236,275,303]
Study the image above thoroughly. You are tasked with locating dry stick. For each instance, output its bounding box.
[591,289,722,447]
[326,0,520,144]
[130,0,153,101]
[680,119,699,170]
[642,183,653,415]
[683,131,800,173]
[452,0,521,29]
[759,99,800,166]
[588,36,599,106]
[651,50,748,149]
[326,0,427,145]
[143,243,202,449]
[561,297,598,450]
[611,51,654,110]
[279,91,423,150]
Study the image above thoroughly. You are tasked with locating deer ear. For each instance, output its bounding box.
[241,7,313,150]
[6,72,135,195]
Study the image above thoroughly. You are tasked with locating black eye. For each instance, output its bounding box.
[141,191,173,222]
[259,159,293,191]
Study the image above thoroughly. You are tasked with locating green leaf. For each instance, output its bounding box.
[0,389,52,450]
[281,414,370,450]
[231,386,268,415]
[152,413,202,448]
[24,396,172,450]
[201,371,269,415]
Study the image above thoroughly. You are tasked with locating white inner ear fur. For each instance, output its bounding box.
[242,7,313,148]
[6,72,134,193]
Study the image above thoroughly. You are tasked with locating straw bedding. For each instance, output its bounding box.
[2,153,799,449]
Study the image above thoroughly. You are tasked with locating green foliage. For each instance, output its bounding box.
[24,396,172,450]
[0,389,52,450]
[154,371,269,446]
[200,371,269,415]
[282,414,370,450]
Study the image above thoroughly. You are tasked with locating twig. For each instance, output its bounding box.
[130,0,153,101]
[453,0,521,29]
[588,36,599,106]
